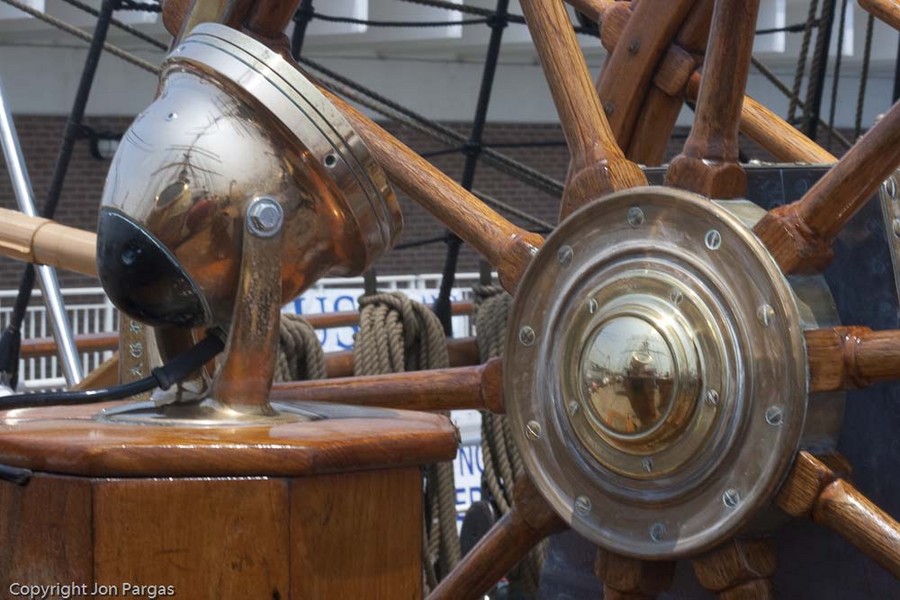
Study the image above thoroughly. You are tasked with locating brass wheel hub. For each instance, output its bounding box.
[505,187,842,558]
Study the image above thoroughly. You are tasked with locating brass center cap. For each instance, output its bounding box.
[581,316,676,437]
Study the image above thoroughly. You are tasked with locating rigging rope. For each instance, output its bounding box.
[855,13,875,139]
[58,0,168,51]
[351,292,460,588]
[472,284,544,594]
[826,0,849,151]
[275,314,326,382]
[0,0,161,75]
[789,0,820,122]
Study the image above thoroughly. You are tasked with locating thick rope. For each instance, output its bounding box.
[472,284,544,594]
[275,314,326,382]
[352,292,460,586]
[788,0,820,122]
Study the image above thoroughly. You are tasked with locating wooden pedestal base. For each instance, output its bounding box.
[0,401,458,599]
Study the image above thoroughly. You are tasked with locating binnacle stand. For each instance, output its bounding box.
[101,197,319,426]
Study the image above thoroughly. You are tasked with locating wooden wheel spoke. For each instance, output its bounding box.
[859,0,900,31]
[753,99,900,274]
[594,0,696,151]
[519,0,646,220]
[692,538,775,599]
[270,358,503,413]
[319,89,543,295]
[776,451,900,578]
[427,477,567,600]
[666,0,762,199]
[806,326,900,392]
[595,549,676,599]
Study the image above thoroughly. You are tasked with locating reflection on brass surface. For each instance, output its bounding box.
[581,316,674,435]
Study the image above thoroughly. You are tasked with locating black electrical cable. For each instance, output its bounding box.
[0,331,224,411]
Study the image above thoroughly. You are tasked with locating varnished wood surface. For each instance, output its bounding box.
[564,0,613,24]
[94,477,290,597]
[272,358,503,413]
[666,0,762,199]
[595,549,675,599]
[859,0,900,30]
[804,326,900,391]
[71,354,119,390]
[754,99,900,273]
[325,336,480,378]
[518,0,646,219]
[0,208,97,277]
[627,0,715,165]
[2,468,424,598]
[692,538,776,599]
[320,88,543,295]
[0,475,93,590]
[427,477,566,600]
[292,468,423,598]
[595,0,694,150]
[776,451,900,578]
[0,401,456,477]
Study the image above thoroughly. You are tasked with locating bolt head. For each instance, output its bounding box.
[705,229,722,250]
[705,389,719,406]
[574,495,592,516]
[557,245,574,267]
[642,458,653,473]
[765,405,784,426]
[722,488,741,508]
[649,522,666,541]
[525,420,542,441]
[670,290,683,305]
[247,198,284,237]
[757,304,775,327]
[588,298,599,314]
[627,207,644,226]
[518,326,536,346]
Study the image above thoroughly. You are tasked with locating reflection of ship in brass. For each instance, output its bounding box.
[582,317,675,436]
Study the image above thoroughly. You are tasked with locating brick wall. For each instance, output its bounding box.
[0,114,849,292]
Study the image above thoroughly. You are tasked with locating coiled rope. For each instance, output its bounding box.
[472,284,543,595]
[352,292,460,590]
[275,313,326,382]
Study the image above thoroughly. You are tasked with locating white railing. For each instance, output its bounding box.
[0,273,489,388]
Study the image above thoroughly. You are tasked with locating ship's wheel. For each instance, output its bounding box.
[88,0,900,597]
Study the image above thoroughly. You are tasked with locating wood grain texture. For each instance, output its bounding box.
[754,99,900,273]
[804,326,900,391]
[427,476,567,600]
[859,0,900,30]
[595,549,675,599]
[0,401,457,477]
[94,477,290,598]
[735,93,837,164]
[320,88,543,294]
[595,0,695,149]
[292,468,423,598]
[0,208,97,276]
[518,0,646,219]
[628,0,715,165]
[272,358,504,413]
[775,451,900,578]
[325,336,480,378]
[564,0,614,23]
[666,0,762,199]
[72,354,119,391]
[0,475,93,590]
[692,538,776,598]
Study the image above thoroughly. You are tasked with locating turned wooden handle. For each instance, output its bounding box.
[428,477,566,600]
[754,99,900,273]
[806,326,900,391]
[777,451,900,579]
[0,208,97,277]
[270,358,504,413]
[666,0,761,199]
[813,479,900,578]
[859,0,900,30]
